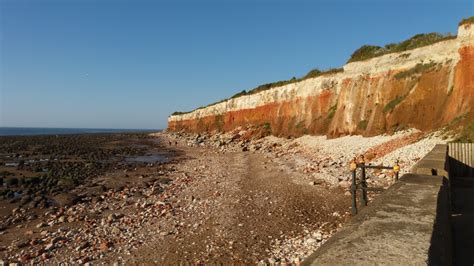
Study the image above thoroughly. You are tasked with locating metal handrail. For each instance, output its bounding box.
[350,156,400,215]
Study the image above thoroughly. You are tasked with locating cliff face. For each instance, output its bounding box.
[168,23,474,138]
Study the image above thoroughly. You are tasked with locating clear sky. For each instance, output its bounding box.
[0,0,472,129]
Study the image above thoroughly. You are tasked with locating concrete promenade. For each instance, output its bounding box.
[303,143,474,265]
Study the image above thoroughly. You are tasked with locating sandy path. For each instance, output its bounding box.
[118,143,349,264]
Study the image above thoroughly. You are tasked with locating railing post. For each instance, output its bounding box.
[350,159,357,215]
[360,156,368,207]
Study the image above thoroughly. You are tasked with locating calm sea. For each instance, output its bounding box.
[0,127,159,136]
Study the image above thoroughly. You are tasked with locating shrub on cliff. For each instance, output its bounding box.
[348,45,386,63]
[394,62,437,80]
[231,90,248,99]
[262,122,272,136]
[357,120,368,130]
[327,103,338,120]
[171,111,188,116]
[214,115,224,131]
[303,69,322,79]
[302,68,343,80]
[459,16,474,26]
[383,95,407,113]
[348,33,456,63]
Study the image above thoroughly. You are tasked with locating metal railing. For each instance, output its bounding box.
[349,155,400,215]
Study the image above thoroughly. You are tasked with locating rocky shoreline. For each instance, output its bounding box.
[0,129,448,264]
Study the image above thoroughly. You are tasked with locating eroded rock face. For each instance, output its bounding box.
[168,23,474,138]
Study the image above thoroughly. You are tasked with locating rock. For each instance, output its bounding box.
[19,254,30,263]
[29,239,40,246]
[111,227,121,235]
[15,240,29,249]
[19,195,32,205]
[338,181,350,188]
[36,222,46,229]
[58,216,66,223]
[76,241,89,251]
[107,213,116,223]
[51,236,64,244]
[305,238,317,244]
[52,193,80,207]
[44,243,54,251]
[99,241,112,251]
[315,231,323,241]
[84,185,106,197]
[26,214,37,221]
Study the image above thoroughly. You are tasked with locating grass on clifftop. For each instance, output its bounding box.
[347,32,456,63]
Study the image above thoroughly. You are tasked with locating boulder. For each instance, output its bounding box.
[51,193,80,207]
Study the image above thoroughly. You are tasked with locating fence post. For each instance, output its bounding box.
[360,156,368,207]
[350,159,357,215]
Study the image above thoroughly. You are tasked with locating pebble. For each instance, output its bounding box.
[314,231,323,241]
[44,243,54,252]
[36,222,46,229]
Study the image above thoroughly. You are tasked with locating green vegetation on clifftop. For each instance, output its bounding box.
[348,32,456,63]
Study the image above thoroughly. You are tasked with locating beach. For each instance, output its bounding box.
[0,129,447,264]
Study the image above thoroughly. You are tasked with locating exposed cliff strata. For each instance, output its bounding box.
[169,22,474,138]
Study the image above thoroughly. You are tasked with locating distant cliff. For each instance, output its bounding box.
[169,19,474,139]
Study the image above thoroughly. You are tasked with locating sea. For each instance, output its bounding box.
[0,127,159,136]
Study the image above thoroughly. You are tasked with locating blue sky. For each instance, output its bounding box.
[0,0,472,129]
